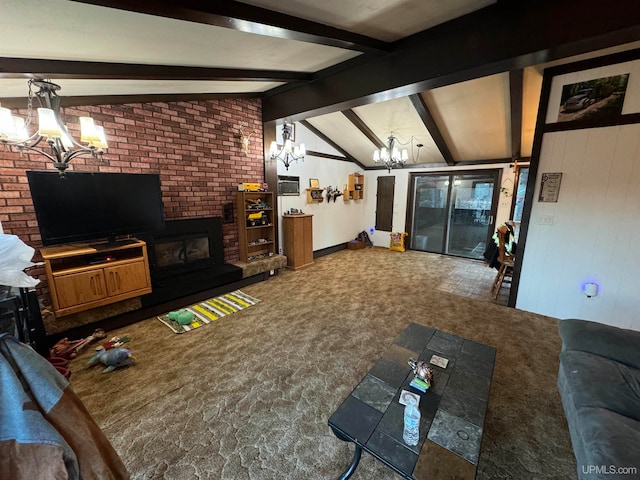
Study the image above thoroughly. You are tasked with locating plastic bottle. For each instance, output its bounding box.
[403,397,420,446]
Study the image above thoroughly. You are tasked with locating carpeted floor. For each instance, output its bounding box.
[69,248,576,479]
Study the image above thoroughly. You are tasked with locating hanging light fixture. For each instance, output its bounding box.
[269,121,305,171]
[373,133,423,173]
[0,79,108,176]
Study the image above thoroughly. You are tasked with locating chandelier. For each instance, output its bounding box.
[0,79,108,176]
[373,134,423,173]
[269,122,305,171]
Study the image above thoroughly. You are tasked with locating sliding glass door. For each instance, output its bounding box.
[409,171,499,259]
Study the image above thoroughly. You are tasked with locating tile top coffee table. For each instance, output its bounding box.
[328,323,496,479]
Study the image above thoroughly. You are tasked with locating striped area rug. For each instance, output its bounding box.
[157,290,260,334]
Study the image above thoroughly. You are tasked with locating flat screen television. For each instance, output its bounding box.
[27,171,165,246]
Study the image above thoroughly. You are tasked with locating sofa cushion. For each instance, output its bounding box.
[559,350,640,422]
[572,406,640,478]
[558,352,640,479]
[559,319,640,369]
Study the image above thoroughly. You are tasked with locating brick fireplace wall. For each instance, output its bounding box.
[0,97,265,310]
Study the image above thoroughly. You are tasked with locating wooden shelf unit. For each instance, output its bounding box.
[345,173,364,200]
[237,191,276,262]
[306,188,324,203]
[40,238,152,317]
[282,214,314,270]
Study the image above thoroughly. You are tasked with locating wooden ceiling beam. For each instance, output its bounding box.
[408,94,454,166]
[509,69,524,161]
[0,57,310,82]
[0,92,261,109]
[454,157,514,166]
[68,0,389,55]
[299,120,366,170]
[264,0,640,121]
[340,110,386,149]
[306,150,351,162]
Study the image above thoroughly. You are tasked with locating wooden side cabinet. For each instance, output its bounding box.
[40,238,152,317]
[283,214,314,270]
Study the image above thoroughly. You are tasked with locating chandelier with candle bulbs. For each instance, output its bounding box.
[0,79,108,176]
[269,122,305,171]
[373,133,423,172]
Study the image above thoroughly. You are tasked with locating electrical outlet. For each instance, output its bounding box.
[535,214,554,225]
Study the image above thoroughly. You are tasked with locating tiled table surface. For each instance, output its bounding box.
[328,323,496,479]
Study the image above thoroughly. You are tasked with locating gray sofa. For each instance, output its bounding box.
[558,319,640,479]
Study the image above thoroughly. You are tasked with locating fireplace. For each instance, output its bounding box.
[154,237,210,268]
[140,217,242,307]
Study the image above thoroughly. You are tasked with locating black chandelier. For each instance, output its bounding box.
[269,122,306,171]
[0,79,108,175]
[373,133,423,173]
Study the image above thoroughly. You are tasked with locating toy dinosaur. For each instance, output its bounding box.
[87,347,136,373]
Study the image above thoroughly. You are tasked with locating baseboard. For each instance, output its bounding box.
[314,243,347,258]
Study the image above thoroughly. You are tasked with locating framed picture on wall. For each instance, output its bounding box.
[557,74,629,123]
[538,172,562,203]
[309,178,319,189]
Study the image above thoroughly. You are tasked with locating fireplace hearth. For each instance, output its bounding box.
[139,217,242,307]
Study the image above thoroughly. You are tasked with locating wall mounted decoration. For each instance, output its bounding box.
[538,172,563,203]
[306,188,324,203]
[239,125,256,155]
[557,74,629,124]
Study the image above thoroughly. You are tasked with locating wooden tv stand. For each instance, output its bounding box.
[40,238,152,317]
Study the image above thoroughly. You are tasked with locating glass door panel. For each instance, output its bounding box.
[410,175,450,254]
[512,167,529,223]
[410,171,498,259]
[447,174,495,258]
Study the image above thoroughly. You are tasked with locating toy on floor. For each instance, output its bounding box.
[87,347,136,373]
[100,335,131,350]
[49,328,107,359]
[168,309,195,325]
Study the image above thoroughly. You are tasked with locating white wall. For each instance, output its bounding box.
[516,125,640,330]
[275,122,366,252]
[517,58,640,331]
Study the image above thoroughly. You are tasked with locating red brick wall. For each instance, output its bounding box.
[0,98,264,303]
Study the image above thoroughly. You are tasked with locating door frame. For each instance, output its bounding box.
[405,169,503,258]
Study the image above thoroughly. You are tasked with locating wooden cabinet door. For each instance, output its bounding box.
[55,270,107,309]
[104,261,149,296]
[302,215,314,265]
[283,215,313,269]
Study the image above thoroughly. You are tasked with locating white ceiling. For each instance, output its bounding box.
[239,0,495,42]
[1,0,639,169]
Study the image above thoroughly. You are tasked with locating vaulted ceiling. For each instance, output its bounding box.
[2,0,640,169]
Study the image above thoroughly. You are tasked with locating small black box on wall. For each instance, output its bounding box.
[222,203,234,223]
